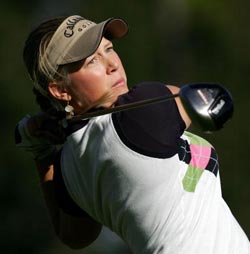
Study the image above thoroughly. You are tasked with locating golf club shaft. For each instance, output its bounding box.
[69,92,179,123]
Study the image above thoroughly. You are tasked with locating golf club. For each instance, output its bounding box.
[179,83,234,132]
[67,82,234,132]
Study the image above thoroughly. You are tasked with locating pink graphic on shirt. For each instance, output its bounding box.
[189,144,211,170]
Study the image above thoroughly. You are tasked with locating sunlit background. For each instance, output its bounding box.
[1,0,250,253]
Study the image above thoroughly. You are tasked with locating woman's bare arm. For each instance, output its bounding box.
[167,85,191,129]
[17,113,102,249]
[36,160,102,249]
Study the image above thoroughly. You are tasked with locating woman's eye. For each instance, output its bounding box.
[87,58,96,65]
[106,46,114,52]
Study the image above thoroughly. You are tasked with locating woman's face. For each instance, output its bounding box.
[66,37,128,113]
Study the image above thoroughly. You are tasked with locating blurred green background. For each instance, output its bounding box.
[1,0,250,253]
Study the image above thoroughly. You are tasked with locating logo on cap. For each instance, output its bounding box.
[64,17,94,38]
[64,17,84,38]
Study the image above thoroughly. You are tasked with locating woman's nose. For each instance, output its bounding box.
[106,58,119,74]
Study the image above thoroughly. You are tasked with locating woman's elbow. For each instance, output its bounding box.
[57,223,102,249]
[54,212,103,249]
[59,236,95,250]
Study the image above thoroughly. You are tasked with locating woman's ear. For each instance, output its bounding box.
[48,82,71,101]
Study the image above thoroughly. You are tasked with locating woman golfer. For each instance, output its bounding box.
[15,14,250,253]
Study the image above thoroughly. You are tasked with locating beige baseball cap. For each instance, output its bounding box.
[41,15,128,77]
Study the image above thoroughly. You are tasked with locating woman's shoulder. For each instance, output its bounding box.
[112,81,186,158]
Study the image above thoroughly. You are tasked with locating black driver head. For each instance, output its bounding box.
[179,83,234,132]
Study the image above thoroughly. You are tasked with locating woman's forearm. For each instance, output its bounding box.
[35,161,102,249]
[36,161,61,234]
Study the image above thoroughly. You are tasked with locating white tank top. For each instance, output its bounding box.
[61,114,250,254]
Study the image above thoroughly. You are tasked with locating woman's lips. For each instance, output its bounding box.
[112,78,125,88]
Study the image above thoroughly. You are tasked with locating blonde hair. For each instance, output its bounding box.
[23,16,70,113]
